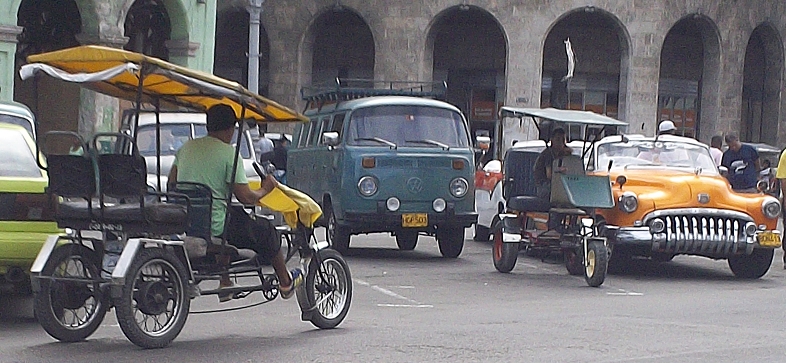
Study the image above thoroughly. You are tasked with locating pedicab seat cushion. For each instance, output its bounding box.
[507,196,551,212]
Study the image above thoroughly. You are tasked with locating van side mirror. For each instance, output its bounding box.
[322,132,340,147]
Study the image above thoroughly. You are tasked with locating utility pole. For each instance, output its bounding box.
[247,0,264,135]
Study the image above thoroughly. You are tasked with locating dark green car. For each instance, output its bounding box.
[289,96,477,257]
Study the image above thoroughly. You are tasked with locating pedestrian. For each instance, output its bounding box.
[255,127,274,162]
[657,120,676,136]
[709,135,723,166]
[721,132,760,193]
[776,147,786,268]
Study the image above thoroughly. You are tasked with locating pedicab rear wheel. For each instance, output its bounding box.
[115,248,190,349]
[35,243,107,342]
[584,238,608,287]
[492,230,518,273]
[564,248,584,276]
[297,248,352,329]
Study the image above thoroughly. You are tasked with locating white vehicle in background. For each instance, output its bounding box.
[0,101,36,140]
[122,110,259,191]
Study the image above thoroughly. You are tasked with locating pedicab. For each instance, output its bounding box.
[21,45,352,349]
[491,107,627,287]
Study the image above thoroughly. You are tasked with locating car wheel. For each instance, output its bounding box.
[728,248,773,279]
[437,226,465,258]
[473,224,490,242]
[326,207,350,254]
[395,230,418,251]
[492,230,518,273]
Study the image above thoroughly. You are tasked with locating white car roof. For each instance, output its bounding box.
[134,111,206,127]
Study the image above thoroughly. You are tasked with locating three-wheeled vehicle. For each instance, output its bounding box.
[21,46,352,349]
[490,107,627,287]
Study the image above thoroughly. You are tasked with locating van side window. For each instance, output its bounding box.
[331,113,345,137]
[303,119,317,147]
[310,116,328,145]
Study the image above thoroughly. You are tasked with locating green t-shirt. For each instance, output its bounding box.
[173,136,247,236]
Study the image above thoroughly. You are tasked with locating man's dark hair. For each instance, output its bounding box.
[711,135,723,148]
[724,132,739,144]
[206,104,237,132]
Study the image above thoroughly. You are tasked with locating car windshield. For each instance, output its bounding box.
[347,105,469,148]
[0,129,41,178]
[0,114,34,139]
[137,123,251,159]
[596,139,717,175]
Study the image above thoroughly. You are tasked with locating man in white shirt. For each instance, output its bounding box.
[709,135,723,166]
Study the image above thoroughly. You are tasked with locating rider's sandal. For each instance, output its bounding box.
[279,268,303,300]
[218,278,234,303]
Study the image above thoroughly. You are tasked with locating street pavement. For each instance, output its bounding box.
[2,229,786,362]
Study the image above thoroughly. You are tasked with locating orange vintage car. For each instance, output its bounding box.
[589,134,782,278]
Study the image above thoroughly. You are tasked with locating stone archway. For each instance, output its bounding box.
[741,23,783,144]
[426,5,506,158]
[541,7,630,127]
[300,6,374,89]
[658,15,721,139]
[124,0,171,60]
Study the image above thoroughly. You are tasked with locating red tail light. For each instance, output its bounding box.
[0,193,56,221]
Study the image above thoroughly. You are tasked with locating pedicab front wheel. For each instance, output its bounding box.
[297,248,352,329]
[584,238,609,287]
[35,243,108,342]
[115,248,190,349]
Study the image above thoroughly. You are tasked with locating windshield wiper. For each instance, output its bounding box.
[354,137,397,149]
[405,139,450,150]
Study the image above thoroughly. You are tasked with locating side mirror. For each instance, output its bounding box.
[718,165,728,176]
[476,135,491,151]
[322,132,340,147]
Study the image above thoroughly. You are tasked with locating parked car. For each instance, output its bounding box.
[123,110,259,191]
[593,134,781,278]
[0,100,36,140]
[0,123,58,294]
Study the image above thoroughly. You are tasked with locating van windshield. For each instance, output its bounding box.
[347,105,469,148]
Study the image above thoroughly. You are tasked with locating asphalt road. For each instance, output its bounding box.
[3,229,786,362]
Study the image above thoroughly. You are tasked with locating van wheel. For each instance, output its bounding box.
[396,231,418,251]
[437,226,465,258]
[327,208,350,254]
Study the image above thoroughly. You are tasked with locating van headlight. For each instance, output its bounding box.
[358,176,378,196]
[762,197,781,219]
[618,191,638,213]
[449,177,469,198]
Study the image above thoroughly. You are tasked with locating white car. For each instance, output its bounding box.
[123,110,259,191]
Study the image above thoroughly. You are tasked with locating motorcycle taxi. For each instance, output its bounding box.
[21,46,352,349]
[491,107,627,287]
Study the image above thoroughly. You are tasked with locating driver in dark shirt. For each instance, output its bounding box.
[533,127,572,200]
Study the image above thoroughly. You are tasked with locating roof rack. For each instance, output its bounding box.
[301,78,447,111]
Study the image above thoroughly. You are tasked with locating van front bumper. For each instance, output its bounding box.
[343,207,477,234]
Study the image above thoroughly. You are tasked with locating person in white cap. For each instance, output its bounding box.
[657,120,677,136]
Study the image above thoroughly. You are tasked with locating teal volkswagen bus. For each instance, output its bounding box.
[289,82,477,258]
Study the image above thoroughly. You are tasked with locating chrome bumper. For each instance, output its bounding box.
[612,226,766,256]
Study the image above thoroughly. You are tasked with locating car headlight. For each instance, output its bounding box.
[450,177,469,198]
[386,197,400,211]
[358,176,378,196]
[762,197,781,219]
[433,198,446,212]
[618,191,638,213]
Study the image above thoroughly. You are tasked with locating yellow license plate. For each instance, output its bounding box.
[757,231,782,248]
[402,213,428,227]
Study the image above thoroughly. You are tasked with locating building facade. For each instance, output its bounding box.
[1,0,784,150]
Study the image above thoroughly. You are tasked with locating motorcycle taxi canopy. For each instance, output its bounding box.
[19,46,320,228]
[19,45,308,124]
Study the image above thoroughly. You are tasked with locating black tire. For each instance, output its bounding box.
[327,207,350,254]
[296,249,352,329]
[728,248,773,279]
[564,248,583,276]
[492,230,518,273]
[584,238,609,287]
[437,226,465,258]
[395,230,419,251]
[115,248,190,349]
[35,243,107,343]
[473,224,490,242]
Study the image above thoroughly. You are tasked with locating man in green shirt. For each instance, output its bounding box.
[168,104,302,301]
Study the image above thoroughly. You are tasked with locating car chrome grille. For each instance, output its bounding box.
[654,214,750,254]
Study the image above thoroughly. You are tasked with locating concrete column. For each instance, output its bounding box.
[247,0,264,95]
[0,25,22,102]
